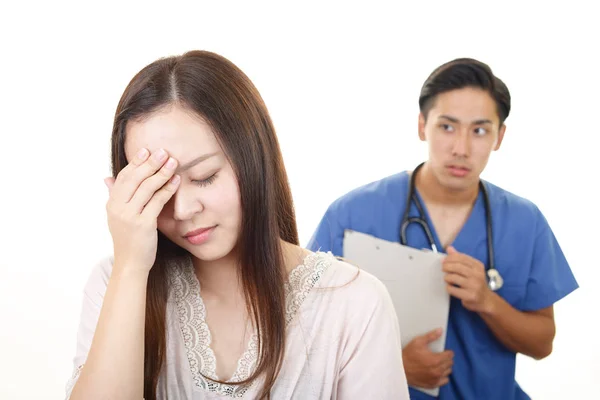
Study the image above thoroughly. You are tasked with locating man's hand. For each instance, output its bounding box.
[402,328,454,389]
[443,246,494,313]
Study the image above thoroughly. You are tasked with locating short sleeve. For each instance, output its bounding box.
[306,206,345,257]
[336,274,410,399]
[65,257,113,399]
[521,210,578,311]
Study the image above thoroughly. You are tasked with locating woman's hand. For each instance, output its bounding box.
[104,148,180,273]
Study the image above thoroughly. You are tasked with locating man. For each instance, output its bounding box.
[307,58,578,399]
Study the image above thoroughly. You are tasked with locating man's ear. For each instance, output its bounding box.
[494,124,507,151]
[418,113,426,141]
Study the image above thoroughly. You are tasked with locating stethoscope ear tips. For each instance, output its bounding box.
[487,268,504,291]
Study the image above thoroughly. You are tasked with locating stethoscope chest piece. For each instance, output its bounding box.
[487,268,504,291]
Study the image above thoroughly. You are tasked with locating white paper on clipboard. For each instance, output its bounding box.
[343,229,450,397]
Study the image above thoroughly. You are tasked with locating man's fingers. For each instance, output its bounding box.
[421,328,444,344]
[437,356,454,371]
[444,248,484,270]
[444,273,469,288]
[442,261,472,276]
[433,350,454,364]
[437,377,450,386]
[447,284,472,300]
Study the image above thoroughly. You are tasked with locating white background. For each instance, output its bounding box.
[1,1,598,398]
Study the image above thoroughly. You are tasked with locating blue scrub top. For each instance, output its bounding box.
[307,171,578,400]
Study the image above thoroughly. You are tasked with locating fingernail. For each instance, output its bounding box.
[137,148,149,160]
[165,157,176,169]
[153,149,167,161]
[170,175,180,185]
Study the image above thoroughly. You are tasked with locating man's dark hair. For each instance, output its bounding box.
[419,58,511,125]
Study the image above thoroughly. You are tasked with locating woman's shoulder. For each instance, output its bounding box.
[295,251,398,337]
[304,251,392,306]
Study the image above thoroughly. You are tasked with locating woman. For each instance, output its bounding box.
[65,50,409,400]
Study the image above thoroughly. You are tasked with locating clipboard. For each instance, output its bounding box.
[343,229,450,397]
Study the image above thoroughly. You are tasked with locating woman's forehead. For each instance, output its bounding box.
[124,106,221,162]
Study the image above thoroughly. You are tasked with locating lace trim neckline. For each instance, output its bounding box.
[169,251,333,397]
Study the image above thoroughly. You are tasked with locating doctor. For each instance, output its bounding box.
[307,58,578,399]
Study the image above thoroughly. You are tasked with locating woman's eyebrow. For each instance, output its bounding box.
[176,152,218,173]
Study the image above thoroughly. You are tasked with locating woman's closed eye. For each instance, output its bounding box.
[192,173,217,187]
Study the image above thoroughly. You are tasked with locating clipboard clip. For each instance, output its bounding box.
[421,244,439,253]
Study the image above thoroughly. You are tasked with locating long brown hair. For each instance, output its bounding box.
[110,51,299,399]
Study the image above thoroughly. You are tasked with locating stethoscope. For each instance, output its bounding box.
[399,162,504,291]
